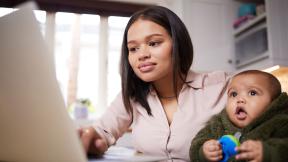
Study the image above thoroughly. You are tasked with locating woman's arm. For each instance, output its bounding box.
[93,93,132,146]
[80,93,132,155]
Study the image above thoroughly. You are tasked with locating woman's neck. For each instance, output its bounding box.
[153,74,184,99]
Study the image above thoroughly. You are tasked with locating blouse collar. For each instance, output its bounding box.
[185,70,205,89]
[149,70,205,96]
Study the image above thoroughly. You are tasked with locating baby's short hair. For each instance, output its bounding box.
[233,70,282,100]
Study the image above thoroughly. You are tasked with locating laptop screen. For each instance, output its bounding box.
[0,2,87,161]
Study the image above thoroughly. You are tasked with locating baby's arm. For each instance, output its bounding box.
[202,139,223,162]
[235,140,263,162]
[190,112,226,162]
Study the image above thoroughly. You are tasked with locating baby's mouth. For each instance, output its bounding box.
[235,106,247,120]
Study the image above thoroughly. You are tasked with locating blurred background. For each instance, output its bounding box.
[0,0,287,123]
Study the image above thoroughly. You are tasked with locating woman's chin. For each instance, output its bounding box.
[137,74,158,83]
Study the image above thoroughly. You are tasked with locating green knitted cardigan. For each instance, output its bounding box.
[190,92,288,162]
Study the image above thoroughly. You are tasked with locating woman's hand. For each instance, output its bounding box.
[78,126,108,156]
[235,140,263,162]
[203,139,223,162]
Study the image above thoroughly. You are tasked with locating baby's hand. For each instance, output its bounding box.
[235,140,263,162]
[203,139,223,162]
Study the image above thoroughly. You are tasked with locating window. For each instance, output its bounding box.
[0,7,14,16]
[53,13,129,119]
[107,16,129,105]
[0,8,129,120]
[54,12,77,107]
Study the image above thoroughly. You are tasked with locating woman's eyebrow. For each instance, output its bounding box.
[127,40,137,45]
[127,33,164,44]
[146,33,164,39]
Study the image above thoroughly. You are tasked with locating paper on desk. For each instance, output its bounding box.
[88,146,168,162]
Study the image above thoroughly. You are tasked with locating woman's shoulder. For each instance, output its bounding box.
[187,70,230,87]
[204,70,228,82]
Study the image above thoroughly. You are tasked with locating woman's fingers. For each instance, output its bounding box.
[78,128,84,137]
[80,126,106,155]
[94,138,108,154]
[80,127,95,152]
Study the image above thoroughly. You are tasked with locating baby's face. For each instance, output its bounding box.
[226,74,272,128]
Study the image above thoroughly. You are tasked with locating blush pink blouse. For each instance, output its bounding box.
[93,70,229,161]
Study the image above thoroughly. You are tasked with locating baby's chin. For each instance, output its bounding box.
[229,115,249,128]
[232,121,247,128]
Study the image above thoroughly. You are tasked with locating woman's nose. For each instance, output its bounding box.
[138,46,151,60]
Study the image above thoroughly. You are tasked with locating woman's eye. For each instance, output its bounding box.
[148,41,160,47]
[249,90,257,96]
[128,47,137,53]
[229,92,237,97]
[129,48,135,52]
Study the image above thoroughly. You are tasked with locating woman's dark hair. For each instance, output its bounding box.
[120,6,193,115]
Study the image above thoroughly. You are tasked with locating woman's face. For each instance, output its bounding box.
[127,19,173,83]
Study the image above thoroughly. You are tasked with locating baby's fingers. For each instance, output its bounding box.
[235,140,254,152]
[236,151,254,161]
[235,140,262,162]
[205,150,223,162]
[210,150,223,158]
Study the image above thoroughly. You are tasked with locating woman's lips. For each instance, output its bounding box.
[138,62,156,72]
[235,106,247,120]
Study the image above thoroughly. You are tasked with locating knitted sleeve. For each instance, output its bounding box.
[261,116,288,162]
[189,113,225,162]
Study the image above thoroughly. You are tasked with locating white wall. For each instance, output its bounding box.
[106,0,238,72]
[182,0,238,72]
[104,0,184,17]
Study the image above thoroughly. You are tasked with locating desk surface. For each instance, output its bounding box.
[88,146,168,162]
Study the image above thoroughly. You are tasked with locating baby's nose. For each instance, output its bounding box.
[236,96,245,103]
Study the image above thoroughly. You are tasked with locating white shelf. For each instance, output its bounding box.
[231,0,288,70]
[236,51,269,68]
[233,12,267,36]
[235,0,264,3]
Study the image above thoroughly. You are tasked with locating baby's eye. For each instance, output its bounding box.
[229,91,237,97]
[148,41,160,47]
[249,90,257,96]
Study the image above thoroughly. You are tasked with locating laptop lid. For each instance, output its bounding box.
[0,2,87,161]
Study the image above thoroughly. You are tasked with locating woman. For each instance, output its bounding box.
[79,6,229,161]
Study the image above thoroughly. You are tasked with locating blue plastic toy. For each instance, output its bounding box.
[219,135,240,162]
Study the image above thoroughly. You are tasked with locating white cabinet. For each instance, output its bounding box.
[233,12,268,68]
[181,0,288,72]
[232,0,288,71]
[182,0,237,72]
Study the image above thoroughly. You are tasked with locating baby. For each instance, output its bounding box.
[190,70,288,162]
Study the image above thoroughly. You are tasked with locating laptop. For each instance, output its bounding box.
[0,2,87,162]
[0,2,168,162]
